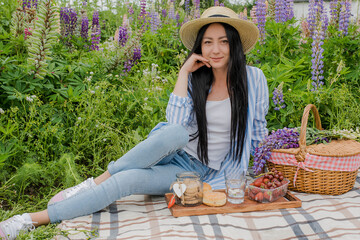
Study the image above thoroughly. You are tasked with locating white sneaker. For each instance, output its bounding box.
[48,177,96,205]
[0,214,35,240]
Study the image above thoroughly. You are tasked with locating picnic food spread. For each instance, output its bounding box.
[248,168,290,203]
[172,172,203,206]
[203,191,227,207]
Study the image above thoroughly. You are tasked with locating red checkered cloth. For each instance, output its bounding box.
[269,152,360,172]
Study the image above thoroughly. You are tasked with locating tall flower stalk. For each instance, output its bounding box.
[150,9,160,33]
[60,7,78,39]
[310,12,326,91]
[10,4,26,38]
[194,0,200,19]
[27,0,59,79]
[168,0,175,20]
[275,0,286,23]
[338,0,351,35]
[272,82,286,110]
[255,0,267,44]
[90,11,101,51]
[117,26,128,46]
[81,16,89,41]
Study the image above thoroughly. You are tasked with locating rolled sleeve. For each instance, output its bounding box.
[166,93,193,127]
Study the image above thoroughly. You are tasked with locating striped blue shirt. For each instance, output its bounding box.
[152,65,269,189]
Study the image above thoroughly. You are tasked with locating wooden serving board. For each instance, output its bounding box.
[165,190,301,217]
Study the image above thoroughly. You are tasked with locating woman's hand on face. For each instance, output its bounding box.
[180,54,211,74]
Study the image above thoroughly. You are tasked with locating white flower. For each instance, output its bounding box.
[90,72,94,75]
[95,86,100,90]
[103,138,107,142]
[96,124,99,128]
[78,117,82,120]
[0,108,4,114]
[31,95,37,99]
[115,75,119,78]
[144,97,148,101]
[90,90,95,94]
[26,96,33,102]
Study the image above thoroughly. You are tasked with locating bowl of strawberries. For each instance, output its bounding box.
[248,168,290,203]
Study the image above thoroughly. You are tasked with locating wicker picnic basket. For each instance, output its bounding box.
[267,104,360,195]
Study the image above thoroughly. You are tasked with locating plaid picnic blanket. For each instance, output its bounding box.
[55,172,360,240]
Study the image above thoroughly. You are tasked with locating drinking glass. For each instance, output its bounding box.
[225,169,247,204]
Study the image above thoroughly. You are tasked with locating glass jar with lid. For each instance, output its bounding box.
[174,171,203,207]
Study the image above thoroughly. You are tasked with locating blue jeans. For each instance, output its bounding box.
[47,124,211,223]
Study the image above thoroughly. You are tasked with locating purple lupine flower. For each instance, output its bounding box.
[307,0,317,37]
[90,11,101,51]
[194,0,200,19]
[133,47,141,64]
[285,0,294,21]
[272,83,286,110]
[185,0,190,14]
[149,8,161,33]
[256,0,267,44]
[92,10,99,27]
[168,0,176,20]
[60,7,78,38]
[128,5,134,15]
[123,47,142,72]
[139,0,147,19]
[161,9,167,19]
[220,3,225,6]
[275,0,283,23]
[214,0,220,6]
[82,1,87,7]
[118,26,128,46]
[339,0,351,35]
[176,13,180,27]
[81,16,89,40]
[23,0,38,9]
[307,0,327,38]
[90,25,101,51]
[310,10,326,91]
[69,9,78,36]
[252,128,300,174]
[275,0,289,23]
[280,0,288,22]
[330,0,339,24]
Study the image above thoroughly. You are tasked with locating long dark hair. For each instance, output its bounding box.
[185,22,248,165]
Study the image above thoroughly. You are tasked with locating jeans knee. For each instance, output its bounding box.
[164,124,189,147]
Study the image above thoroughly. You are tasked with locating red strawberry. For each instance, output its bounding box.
[263,178,270,184]
[250,186,261,194]
[253,177,264,187]
[264,191,273,202]
[248,189,256,199]
[254,192,264,202]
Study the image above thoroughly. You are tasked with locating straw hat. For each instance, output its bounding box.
[180,6,259,54]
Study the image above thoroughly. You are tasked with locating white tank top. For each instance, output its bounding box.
[183,98,231,170]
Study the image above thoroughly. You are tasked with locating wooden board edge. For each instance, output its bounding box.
[165,191,302,217]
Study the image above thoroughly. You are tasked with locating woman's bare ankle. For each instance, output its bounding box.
[29,210,50,227]
[94,170,111,185]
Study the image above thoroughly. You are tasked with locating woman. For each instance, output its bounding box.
[0,6,268,239]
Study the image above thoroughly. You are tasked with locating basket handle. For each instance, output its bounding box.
[296,104,323,162]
